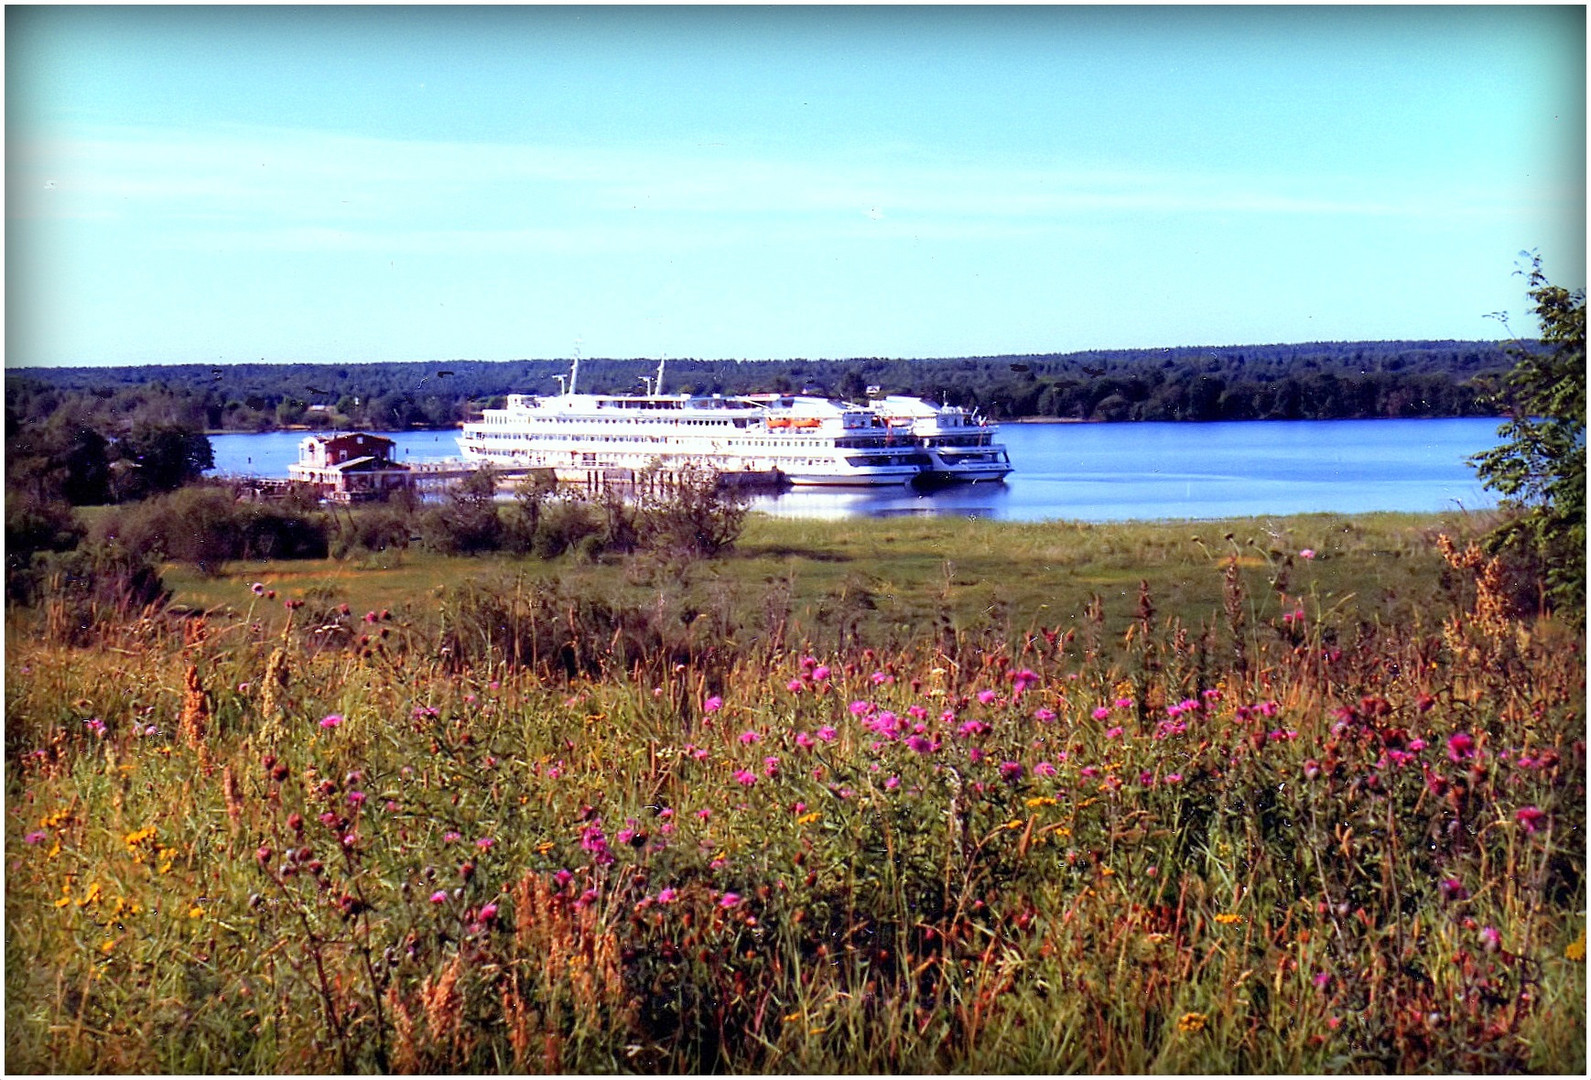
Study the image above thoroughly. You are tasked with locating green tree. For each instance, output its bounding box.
[1470,255,1586,611]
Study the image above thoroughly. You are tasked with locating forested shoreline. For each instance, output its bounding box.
[8,338,1513,436]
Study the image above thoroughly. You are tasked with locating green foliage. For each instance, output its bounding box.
[92,485,330,573]
[419,466,505,555]
[1471,255,1587,612]
[108,423,215,501]
[4,492,87,604]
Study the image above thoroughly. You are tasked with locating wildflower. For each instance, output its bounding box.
[479,902,498,921]
[319,714,343,729]
[720,892,742,908]
[251,582,266,596]
[1092,706,1111,721]
[1034,761,1057,777]
[1164,773,1183,784]
[1139,770,1155,786]
[85,718,106,736]
[977,689,998,705]
[739,730,761,745]
[795,731,815,750]
[657,887,678,904]
[476,836,496,851]
[1177,1012,1208,1033]
[871,671,894,686]
[695,808,711,820]
[1010,668,1038,695]
[1214,913,1242,925]
[1566,927,1586,962]
[816,726,837,743]
[1300,548,1316,560]
[347,791,366,806]
[1446,731,1475,763]
[884,775,900,790]
[1302,759,1321,781]
[1515,806,1546,833]
[1115,697,1134,709]
[763,756,780,777]
[1105,726,1123,739]
[430,890,447,904]
[967,747,985,764]
[1034,707,1056,722]
[907,734,934,754]
[999,761,1024,782]
[1479,925,1502,952]
[849,700,874,717]
[957,719,990,738]
[554,868,573,887]
[732,768,757,786]
[24,831,47,845]
[1313,971,1332,990]
[812,665,830,681]
[443,830,461,843]
[342,833,357,848]
[704,695,723,713]
[787,679,804,693]
[1439,878,1469,902]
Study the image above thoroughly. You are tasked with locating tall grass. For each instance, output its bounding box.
[5,521,1583,1072]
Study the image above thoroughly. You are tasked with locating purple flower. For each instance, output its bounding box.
[884,775,900,790]
[657,887,678,904]
[347,791,366,806]
[1010,668,1039,695]
[871,671,894,686]
[795,731,815,750]
[23,831,46,845]
[1092,706,1111,721]
[430,890,448,904]
[1300,548,1316,560]
[1033,707,1056,722]
[1439,878,1469,902]
[319,714,343,730]
[739,729,761,745]
[443,830,461,843]
[1312,971,1332,989]
[733,769,757,787]
[1034,761,1057,777]
[907,734,934,754]
[1115,697,1135,710]
[703,695,723,713]
[476,836,495,851]
[849,700,874,717]
[763,756,781,777]
[1105,726,1124,739]
[816,726,837,743]
[787,679,804,693]
[977,689,998,705]
[479,902,498,921]
[1447,732,1475,763]
[812,665,831,682]
[554,868,573,887]
[720,891,742,908]
[999,761,1024,782]
[1480,925,1502,952]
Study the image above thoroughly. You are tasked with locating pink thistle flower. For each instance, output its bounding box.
[479,902,498,921]
[1300,548,1316,560]
[733,769,757,787]
[967,747,985,764]
[319,811,338,827]
[554,869,573,887]
[977,689,998,705]
[999,761,1024,782]
[443,830,461,842]
[1105,726,1124,739]
[429,890,448,904]
[816,726,837,743]
[812,665,831,682]
[703,695,723,713]
[319,714,343,729]
[871,671,894,685]
[347,791,366,806]
[720,891,742,908]
[849,700,874,717]
[695,808,711,820]
[1115,697,1135,710]
[24,831,46,845]
[787,679,804,693]
[1439,878,1468,901]
[763,756,780,777]
[1010,668,1039,695]
[251,582,266,596]
[1034,761,1057,777]
[1312,971,1331,989]
[907,734,934,754]
[884,775,900,790]
[657,887,677,904]
[1515,806,1546,833]
[1480,925,1502,952]
[795,731,815,750]
[476,837,496,851]
[1092,706,1111,721]
[1447,732,1475,763]
[739,730,761,745]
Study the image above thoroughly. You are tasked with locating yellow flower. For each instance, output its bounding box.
[796,811,820,825]
[1214,913,1242,925]
[188,905,205,919]
[1025,796,1057,808]
[1178,1012,1208,1033]
[1567,927,1586,962]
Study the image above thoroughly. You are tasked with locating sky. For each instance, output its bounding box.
[5,4,1585,368]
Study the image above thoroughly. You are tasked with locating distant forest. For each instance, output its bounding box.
[7,340,1516,436]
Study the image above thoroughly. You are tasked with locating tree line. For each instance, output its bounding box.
[7,338,1514,434]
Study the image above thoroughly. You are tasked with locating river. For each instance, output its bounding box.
[207,417,1504,523]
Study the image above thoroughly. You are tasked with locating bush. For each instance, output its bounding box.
[93,485,330,573]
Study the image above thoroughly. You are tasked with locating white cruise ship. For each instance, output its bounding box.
[457,360,926,486]
[868,395,1013,484]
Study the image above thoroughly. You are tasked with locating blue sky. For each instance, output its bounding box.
[6,4,1584,367]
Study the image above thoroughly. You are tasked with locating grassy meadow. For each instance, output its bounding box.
[5,510,1585,1072]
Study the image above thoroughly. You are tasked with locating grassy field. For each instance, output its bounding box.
[6,510,1584,1072]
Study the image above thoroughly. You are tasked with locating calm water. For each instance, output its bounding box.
[208,418,1504,523]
